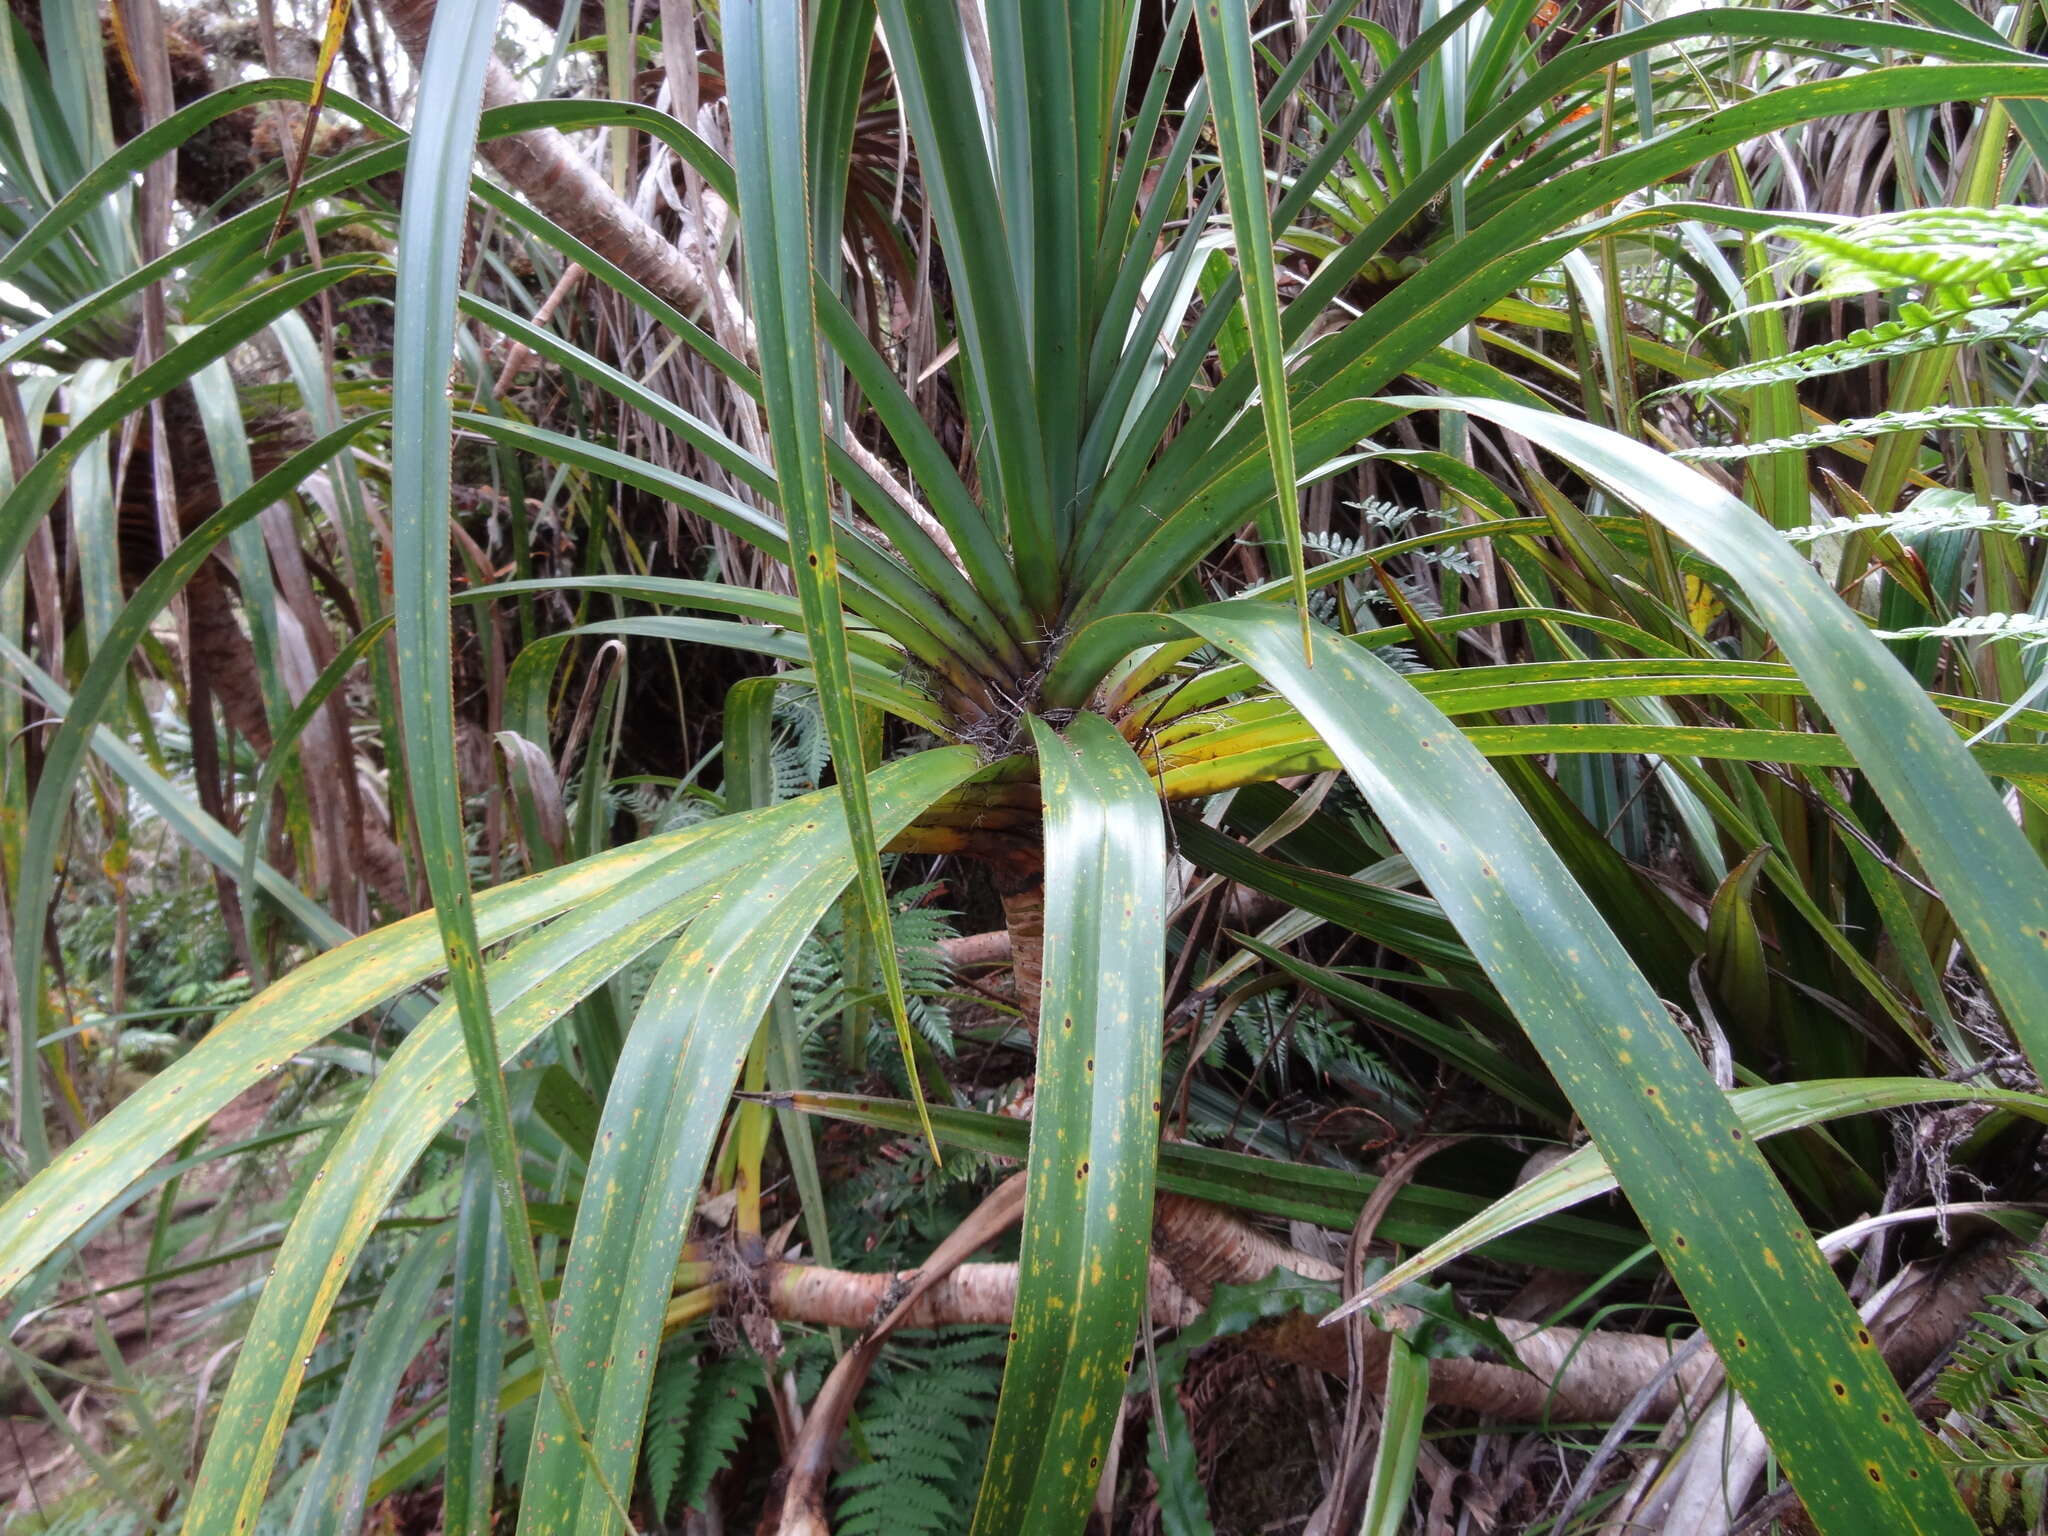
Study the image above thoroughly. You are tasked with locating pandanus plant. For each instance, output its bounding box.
[6,0,2048,1530]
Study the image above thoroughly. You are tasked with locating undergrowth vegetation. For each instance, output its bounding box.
[4,0,2048,1531]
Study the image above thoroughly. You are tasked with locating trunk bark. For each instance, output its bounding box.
[938,928,1011,969]
[996,875,1045,1028]
[184,562,412,914]
[377,0,721,323]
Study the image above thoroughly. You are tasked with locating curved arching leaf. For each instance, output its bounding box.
[6,415,384,1165]
[726,0,947,1167]
[1405,398,2048,1070]
[182,754,975,1532]
[1173,602,1968,1533]
[0,818,727,1309]
[1360,1077,2048,1304]
[514,747,981,1534]
[972,714,1166,1534]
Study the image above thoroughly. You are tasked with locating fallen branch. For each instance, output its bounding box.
[939,929,1012,968]
[745,1197,2013,1429]
[376,0,961,577]
[378,0,722,325]
[759,1255,1709,1423]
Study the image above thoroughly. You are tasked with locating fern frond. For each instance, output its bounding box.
[775,687,831,797]
[1872,614,2048,646]
[1942,1383,2048,1533]
[1674,402,2048,462]
[789,881,962,1058]
[1940,1255,2048,1415]
[1936,1253,2048,1527]
[1789,205,2048,297]
[1661,306,2048,397]
[1337,499,1439,532]
[1780,503,2048,544]
[838,1472,963,1533]
[641,1346,702,1517]
[672,1356,761,1515]
[831,1327,1003,1536]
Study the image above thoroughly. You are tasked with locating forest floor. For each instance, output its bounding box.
[2,1079,281,1526]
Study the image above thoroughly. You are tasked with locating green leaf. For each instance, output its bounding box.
[725,0,944,1158]
[513,748,980,1534]
[444,1138,510,1536]
[1407,399,2048,1074]
[238,617,401,952]
[462,290,1007,674]
[1175,602,1969,1532]
[1192,0,1311,655]
[287,1226,456,1536]
[972,715,1166,1534]
[7,413,381,1168]
[640,1349,700,1518]
[1239,937,1564,1121]
[0,639,348,952]
[1358,1335,1428,1536]
[385,0,615,1516]
[0,825,745,1324]
[1359,1076,2048,1304]
[779,1090,1643,1268]
[0,257,375,596]
[181,818,784,1531]
[1705,848,1773,1035]
[181,767,945,1522]
[1089,59,2048,620]
[872,0,1055,615]
[673,1357,762,1515]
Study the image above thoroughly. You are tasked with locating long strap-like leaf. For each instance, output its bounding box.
[514,748,981,1534]
[972,714,1166,1534]
[387,1,627,1518]
[1192,0,1311,657]
[0,819,736,1315]
[182,758,962,1529]
[1410,399,2048,1068]
[1363,1075,2048,1305]
[874,0,1058,615]
[1176,602,1969,1534]
[6,416,378,1169]
[183,841,749,1531]
[726,0,945,1154]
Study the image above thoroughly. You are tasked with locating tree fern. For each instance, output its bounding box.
[1942,1387,2048,1535]
[1300,529,1441,672]
[1662,205,2048,442]
[667,1354,763,1519]
[789,881,962,1060]
[1942,1256,2048,1416]
[824,1131,1009,1275]
[499,1393,539,1491]
[832,1328,1004,1535]
[772,686,832,802]
[1344,498,1438,533]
